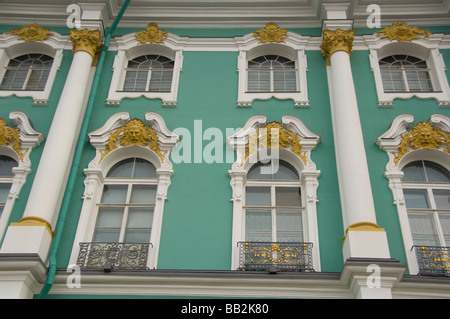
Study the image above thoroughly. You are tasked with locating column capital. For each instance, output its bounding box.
[69,28,103,65]
[320,28,355,66]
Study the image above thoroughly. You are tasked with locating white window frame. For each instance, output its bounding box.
[367,37,450,107]
[0,111,44,240]
[0,31,65,105]
[377,113,450,275]
[69,111,180,270]
[106,32,186,107]
[227,114,321,271]
[235,33,309,108]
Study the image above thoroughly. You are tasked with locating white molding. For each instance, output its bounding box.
[365,35,450,107]
[0,32,67,105]
[106,32,187,107]
[0,111,44,241]
[227,114,321,271]
[376,113,450,275]
[69,111,180,270]
[235,33,310,107]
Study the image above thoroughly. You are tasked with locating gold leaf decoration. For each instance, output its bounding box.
[69,29,103,65]
[100,119,165,162]
[0,119,25,161]
[243,121,307,165]
[253,22,289,44]
[376,21,431,42]
[7,23,53,42]
[135,23,168,44]
[320,29,355,66]
[394,121,450,165]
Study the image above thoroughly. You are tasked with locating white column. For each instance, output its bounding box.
[321,29,390,260]
[0,29,103,263]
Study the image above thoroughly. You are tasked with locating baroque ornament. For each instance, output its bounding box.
[0,118,24,161]
[243,121,307,165]
[253,22,289,43]
[376,21,431,42]
[394,121,450,165]
[69,29,103,65]
[320,29,355,66]
[7,23,53,42]
[101,118,165,162]
[135,23,168,44]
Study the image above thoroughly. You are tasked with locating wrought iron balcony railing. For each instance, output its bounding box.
[77,242,151,270]
[238,241,314,272]
[413,245,450,276]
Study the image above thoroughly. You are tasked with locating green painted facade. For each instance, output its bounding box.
[0,24,449,280]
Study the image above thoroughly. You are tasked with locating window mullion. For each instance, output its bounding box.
[119,183,133,242]
[146,69,152,91]
[22,67,33,90]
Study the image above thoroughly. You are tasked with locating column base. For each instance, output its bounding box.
[0,223,53,263]
[343,224,390,260]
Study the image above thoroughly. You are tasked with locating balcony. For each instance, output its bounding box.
[238,241,314,272]
[77,242,151,270]
[413,245,450,276]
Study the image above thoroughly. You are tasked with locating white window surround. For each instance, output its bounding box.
[0,111,44,240]
[69,111,180,270]
[367,37,450,107]
[227,114,321,271]
[0,31,66,105]
[376,113,450,275]
[106,32,186,107]
[235,33,309,108]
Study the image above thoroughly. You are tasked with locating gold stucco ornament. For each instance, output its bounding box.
[394,121,450,165]
[320,28,355,66]
[135,23,168,44]
[7,23,53,42]
[376,21,431,42]
[101,119,165,162]
[69,29,103,65]
[253,22,289,43]
[243,121,307,165]
[0,118,24,161]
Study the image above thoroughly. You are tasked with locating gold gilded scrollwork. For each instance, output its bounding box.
[100,119,165,162]
[243,121,307,165]
[0,118,24,161]
[7,23,53,42]
[135,23,168,44]
[69,29,103,65]
[376,21,431,42]
[253,22,289,44]
[320,29,355,66]
[394,121,450,165]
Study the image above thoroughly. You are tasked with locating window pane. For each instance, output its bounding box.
[93,207,123,242]
[274,161,299,180]
[434,190,450,210]
[247,161,298,180]
[130,185,157,204]
[276,211,303,242]
[124,207,153,243]
[404,189,430,209]
[245,210,272,241]
[107,158,134,178]
[248,71,270,92]
[0,156,17,176]
[246,187,271,206]
[101,185,128,204]
[408,212,439,246]
[424,161,450,183]
[275,187,301,207]
[438,214,450,246]
[0,183,12,203]
[133,158,157,178]
[403,161,426,182]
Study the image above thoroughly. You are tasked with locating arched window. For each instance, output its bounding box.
[402,160,450,246]
[0,156,17,219]
[92,158,158,244]
[379,55,433,93]
[244,161,303,242]
[0,54,53,91]
[122,55,174,92]
[247,55,297,93]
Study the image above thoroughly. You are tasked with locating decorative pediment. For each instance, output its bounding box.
[227,114,320,170]
[88,112,180,167]
[376,21,431,42]
[377,113,450,167]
